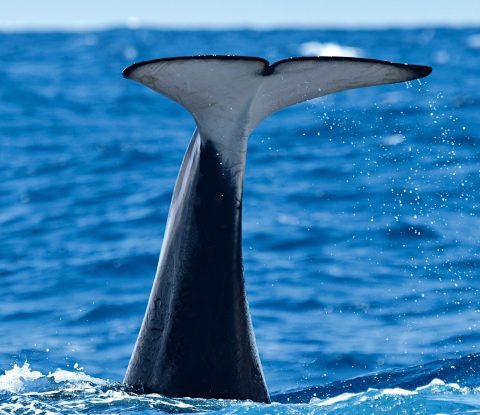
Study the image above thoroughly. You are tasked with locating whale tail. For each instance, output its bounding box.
[124,56,431,141]
[123,56,431,402]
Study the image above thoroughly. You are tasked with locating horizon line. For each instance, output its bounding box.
[1,20,479,34]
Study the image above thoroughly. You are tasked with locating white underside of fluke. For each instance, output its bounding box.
[124,56,431,165]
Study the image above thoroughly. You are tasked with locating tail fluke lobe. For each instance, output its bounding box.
[124,57,267,140]
[123,55,431,139]
[253,57,431,124]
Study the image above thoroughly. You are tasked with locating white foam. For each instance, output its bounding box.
[0,363,43,393]
[90,390,130,404]
[0,363,106,394]
[311,392,359,406]
[417,378,446,390]
[48,368,106,385]
[467,34,480,49]
[381,134,405,146]
[381,387,417,396]
[416,378,462,392]
[300,41,363,57]
[308,378,469,409]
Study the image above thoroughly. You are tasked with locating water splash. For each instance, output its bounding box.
[0,363,43,393]
[2,363,480,414]
[299,41,363,57]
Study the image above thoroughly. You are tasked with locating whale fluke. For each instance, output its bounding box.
[124,56,431,143]
[123,56,431,402]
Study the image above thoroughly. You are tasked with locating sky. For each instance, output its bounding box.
[1,0,479,30]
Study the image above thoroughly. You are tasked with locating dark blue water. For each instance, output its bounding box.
[1,27,480,414]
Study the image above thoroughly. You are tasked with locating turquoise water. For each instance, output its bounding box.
[1,27,480,413]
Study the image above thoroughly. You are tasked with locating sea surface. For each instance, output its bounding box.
[1,27,480,414]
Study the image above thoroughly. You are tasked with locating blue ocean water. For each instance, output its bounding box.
[1,27,480,414]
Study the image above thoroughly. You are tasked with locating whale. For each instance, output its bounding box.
[122,55,432,403]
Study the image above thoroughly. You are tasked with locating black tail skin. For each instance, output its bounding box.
[124,131,269,402]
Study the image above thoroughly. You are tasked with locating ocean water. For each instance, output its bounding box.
[1,27,480,414]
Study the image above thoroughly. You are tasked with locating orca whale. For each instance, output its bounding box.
[122,56,432,403]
